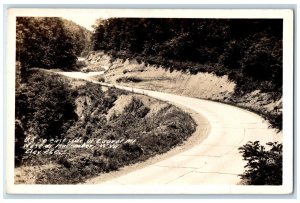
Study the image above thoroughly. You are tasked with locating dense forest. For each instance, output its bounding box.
[92,18,283,96]
[16,17,91,77]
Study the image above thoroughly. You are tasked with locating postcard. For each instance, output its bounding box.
[5,8,294,194]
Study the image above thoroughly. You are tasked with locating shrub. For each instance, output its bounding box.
[238,141,282,185]
[124,97,150,118]
[76,60,87,68]
[116,76,143,83]
[97,77,105,83]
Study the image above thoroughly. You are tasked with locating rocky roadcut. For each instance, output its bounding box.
[15,70,196,184]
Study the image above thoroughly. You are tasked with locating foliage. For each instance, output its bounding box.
[15,70,78,141]
[238,141,282,185]
[116,76,143,83]
[34,95,196,184]
[92,18,282,95]
[91,18,283,130]
[97,77,105,82]
[17,17,75,70]
[16,17,92,76]
[15,70,196,184]
[62,19,92,57]
[15,120,25,166]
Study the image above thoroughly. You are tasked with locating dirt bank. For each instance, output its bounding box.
[87,51,282,130]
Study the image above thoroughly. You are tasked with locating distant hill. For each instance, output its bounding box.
[62,18,92,57]
[16,17,92,75]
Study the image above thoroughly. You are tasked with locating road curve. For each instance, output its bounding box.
[56,71,282,185]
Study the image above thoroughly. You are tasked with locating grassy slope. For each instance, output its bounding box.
[15,70,196,184]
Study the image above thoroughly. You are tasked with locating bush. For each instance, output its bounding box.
[124,97,149,118]
[76,60,87,68]
[116,76,143,83]
[238,141,282,185]
[97,77,105,83]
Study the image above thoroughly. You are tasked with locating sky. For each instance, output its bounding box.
[38,9,113,31]
[62,14,101,31]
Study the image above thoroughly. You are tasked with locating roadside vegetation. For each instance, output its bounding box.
[239,141,282,185]
[15,70,196,184]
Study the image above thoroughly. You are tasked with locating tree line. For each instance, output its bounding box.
[92,18,282,95]
[16,17,91,75]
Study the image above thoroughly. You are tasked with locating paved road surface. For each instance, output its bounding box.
[56,71,282,186]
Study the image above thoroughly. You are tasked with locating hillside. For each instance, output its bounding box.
[88,51,282,131]
[16,17,92,75]
[90,18,283,130]
[15,70,196,184]
[62,18,92,57]
[92,18,282,96]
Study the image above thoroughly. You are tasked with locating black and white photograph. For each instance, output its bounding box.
[5,8,294,194]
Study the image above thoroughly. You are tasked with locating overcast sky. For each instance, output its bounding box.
[42,9,113,31]
[62,15,101,31]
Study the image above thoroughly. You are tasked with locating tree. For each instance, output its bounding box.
[91,18,283,95]
[16,17,81,74]
[15,72,78,140]
[63,19,92,56]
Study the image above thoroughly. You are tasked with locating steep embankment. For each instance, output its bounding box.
[15,70,197,184]
[87,52,282,130]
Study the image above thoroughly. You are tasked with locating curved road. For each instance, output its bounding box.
[56,71,282,186]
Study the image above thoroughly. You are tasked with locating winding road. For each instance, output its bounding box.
[55,71,282,186]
